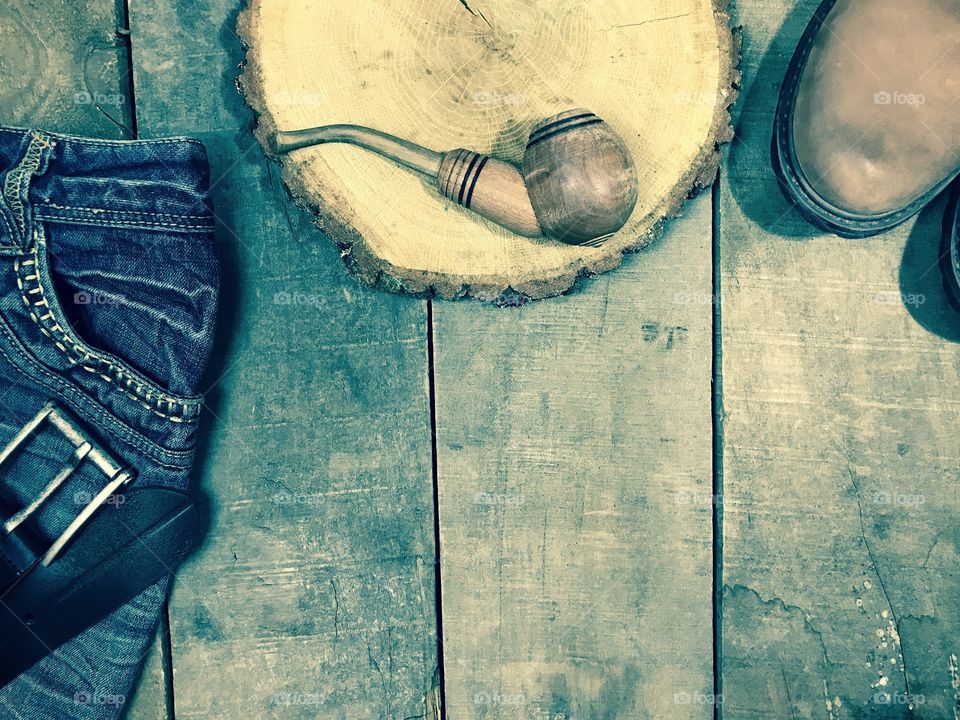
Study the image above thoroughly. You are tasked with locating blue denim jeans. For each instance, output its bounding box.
[0,127,218,718]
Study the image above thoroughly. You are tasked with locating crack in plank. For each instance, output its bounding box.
[725,583,836,667]
[842,447,915,716]
[330,578,341,640]
[367,644,392,718]
[921,528,945,568]
[778,659,799,720]
[81,40,134,136]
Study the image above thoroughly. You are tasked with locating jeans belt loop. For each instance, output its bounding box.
[0,131,54,257]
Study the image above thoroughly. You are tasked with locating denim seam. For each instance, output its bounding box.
[0,127,206,148]
[41,203,211,222]
[2,133,49,244]
[13,244,202,424]
[0,318,194,469]
[0,208,15,249]
[33,213,214,233]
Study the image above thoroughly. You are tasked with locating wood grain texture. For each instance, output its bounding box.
[127,1,439,717]
[433,194,716,718]
[721,1,960,717]
[237,0,738,301]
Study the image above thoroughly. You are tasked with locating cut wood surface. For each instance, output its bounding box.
[238,0,737,301]
[433,194,716,718]
[721,1,960,718]
[128,1,440,718]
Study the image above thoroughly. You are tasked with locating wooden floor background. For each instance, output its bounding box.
[2,0,958,718]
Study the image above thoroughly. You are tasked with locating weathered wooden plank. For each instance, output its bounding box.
[0,2,171,717]
[127,1,439,717]
[433,194,716,719]
[721,1,960,718]
[0,0,131,139]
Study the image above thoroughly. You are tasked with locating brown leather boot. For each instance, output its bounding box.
[773,0,960,237]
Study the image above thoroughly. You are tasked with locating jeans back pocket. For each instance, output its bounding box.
[14,220,219,424]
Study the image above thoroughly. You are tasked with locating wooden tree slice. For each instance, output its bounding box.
[238,0,737,302]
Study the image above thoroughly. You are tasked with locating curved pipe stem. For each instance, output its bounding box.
[274,125,443,178]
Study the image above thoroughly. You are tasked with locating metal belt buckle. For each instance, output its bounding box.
[0,401,135,567]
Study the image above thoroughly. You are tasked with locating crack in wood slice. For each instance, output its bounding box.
[458,0,493,28]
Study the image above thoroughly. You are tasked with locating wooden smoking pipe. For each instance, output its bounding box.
[274,109,639,246]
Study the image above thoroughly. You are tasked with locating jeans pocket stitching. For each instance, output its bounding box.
[13,233,202,425]
[0,318,195,468]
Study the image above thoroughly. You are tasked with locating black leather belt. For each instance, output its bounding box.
[0,402,197,688]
